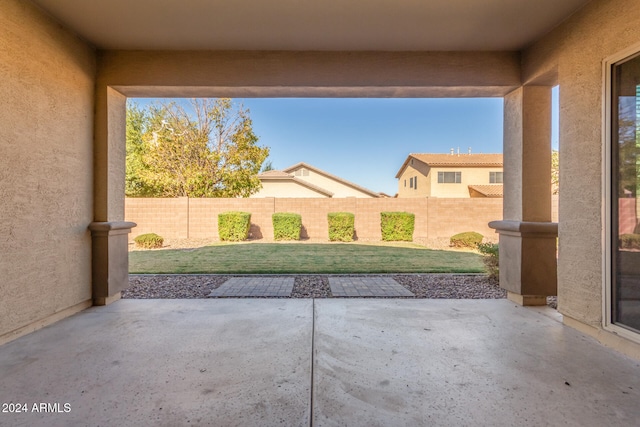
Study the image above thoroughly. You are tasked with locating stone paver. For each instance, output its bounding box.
[328,276,414,297]
[209,277,294,297]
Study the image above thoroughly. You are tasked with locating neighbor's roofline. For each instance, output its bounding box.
[395,153,503,178]
[259,173,335,197]
[282,162,380,198]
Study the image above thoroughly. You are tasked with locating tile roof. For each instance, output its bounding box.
[258,170,334,197]
[282,162,381,198]
[411,153,503,166]
[395,153,503,178]
[258,170,291,178]
[468,184,504,197]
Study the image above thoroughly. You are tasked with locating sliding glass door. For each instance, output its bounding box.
[612,53,640,332]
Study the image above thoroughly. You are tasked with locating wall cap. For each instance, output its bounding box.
[488,220,558,236]
[89,221,137,235]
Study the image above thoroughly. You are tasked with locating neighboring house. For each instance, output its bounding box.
[251,162,381,198]
[395,153,503,198]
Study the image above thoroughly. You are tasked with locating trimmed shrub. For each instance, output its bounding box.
[450,231,483,248]
[328,212,355,242]
[134,233,164,249]
[477,242,499,280]
[620,233,640,250]
[218,211,251,241]
[380,212,415,241]
[273,212,302,241]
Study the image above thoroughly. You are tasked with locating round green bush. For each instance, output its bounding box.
[380,212,415,241]
[450,231,483,248]
[273,212,302,240]
[218,211,251,241]
[328,212,355,242]
[134,233,164,249]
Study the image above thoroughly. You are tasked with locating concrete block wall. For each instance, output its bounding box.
[275,198,357,239]
[125,197,514,242]
[125,197,189,239]
[427,198,503,238]
[188,197,275,239]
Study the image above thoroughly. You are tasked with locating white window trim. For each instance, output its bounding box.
[602,42,640,344]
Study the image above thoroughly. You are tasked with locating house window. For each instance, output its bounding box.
[295,168,309,177]
[409,177,414,188]
[490,172,503,183]
[438,171,461,183]
[610,52,640,332]
[404,179,406,187]
[414,176,417,189]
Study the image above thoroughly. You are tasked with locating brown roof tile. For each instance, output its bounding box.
[468,184,503,197]
[396,153,502,178]
[283,162,380,197]
[258,170,292,178]
[411,153,503,166]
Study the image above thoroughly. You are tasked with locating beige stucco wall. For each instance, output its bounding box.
[251,180,329,198]
[0,0,96,339]
[397,162,502,198]
[293,169,375,198]
[523,0,640,327]
[397,161,432,198]
[429,167,502,198]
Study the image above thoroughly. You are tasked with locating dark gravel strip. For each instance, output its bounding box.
[124,274,506,299]
[292,276,332,298]
[123,275,228,299]
[394,274,506,299]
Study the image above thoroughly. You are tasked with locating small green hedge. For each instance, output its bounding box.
[380,212,415,241]
[218,211,251,241]
[134,233,164,249]
[620,233,640,250]
[328,212,355,242]
[477,242,499,279]
[450,231,483,248]
[273,212,302,241]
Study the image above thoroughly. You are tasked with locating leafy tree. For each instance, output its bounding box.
[125,104,152,196]
[126,98,269,198]
[551,149,559,195]
[261,160,274,172]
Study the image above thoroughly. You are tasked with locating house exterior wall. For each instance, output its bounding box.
[251,180,329,198]
[398,162,502,198]
[523,0,640,332]
[397,161,432,198]
[0,0,96,341]
[291,168,376,198]
[429,166,502,198]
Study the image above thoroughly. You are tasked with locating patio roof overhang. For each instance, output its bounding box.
[30,0,590,52]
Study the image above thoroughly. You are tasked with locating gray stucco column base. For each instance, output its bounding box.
[489,220,558,305]
[89,221,136,306]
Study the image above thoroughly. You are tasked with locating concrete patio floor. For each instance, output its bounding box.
[0,299,639,427]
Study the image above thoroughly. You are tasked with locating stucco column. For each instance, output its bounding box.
[91,86,135,305]
[490,86,558,305]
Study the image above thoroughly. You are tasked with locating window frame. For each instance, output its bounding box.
[602,42,640,344]
[489,171,503,184]
[437,171,461,184]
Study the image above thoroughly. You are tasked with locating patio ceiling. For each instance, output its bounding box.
[31,0,590,51]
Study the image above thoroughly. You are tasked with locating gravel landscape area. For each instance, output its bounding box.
[123,274,506,299]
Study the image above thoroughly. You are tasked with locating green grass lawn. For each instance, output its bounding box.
[129,242,485,274]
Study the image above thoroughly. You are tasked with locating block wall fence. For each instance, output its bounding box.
[125,196,561,242]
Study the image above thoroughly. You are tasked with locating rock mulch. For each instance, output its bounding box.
[123,274,506,300]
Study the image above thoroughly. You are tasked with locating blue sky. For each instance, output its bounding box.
[132,89,558,195]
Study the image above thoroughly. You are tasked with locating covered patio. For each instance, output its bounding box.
[1,299,639,426]
[3,0,640,425]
